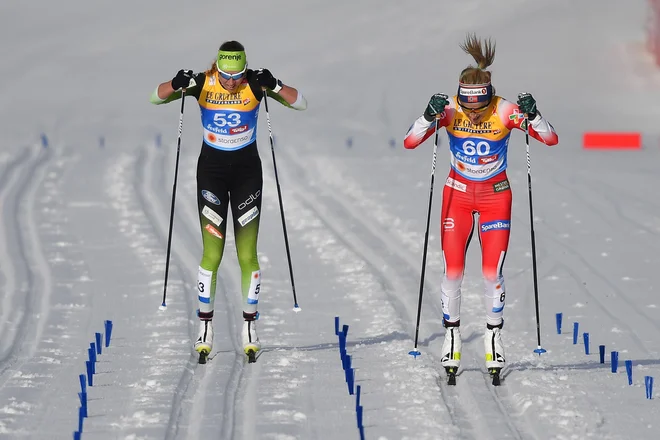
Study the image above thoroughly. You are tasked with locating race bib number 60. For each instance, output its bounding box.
[462,140,491,156]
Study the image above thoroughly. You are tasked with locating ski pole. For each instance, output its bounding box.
[159,88,186,310]
[409,119,440,358]
[262,92,301,312]
[524,114,546,355]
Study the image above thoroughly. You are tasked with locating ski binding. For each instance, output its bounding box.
[445,367,457,386]
[489,367,501,386]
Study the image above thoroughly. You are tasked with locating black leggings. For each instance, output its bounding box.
[195,142,263,318]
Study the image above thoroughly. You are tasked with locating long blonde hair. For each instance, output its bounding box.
[458,33,496,85]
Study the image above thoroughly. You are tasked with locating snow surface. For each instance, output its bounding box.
[1,0,659,439]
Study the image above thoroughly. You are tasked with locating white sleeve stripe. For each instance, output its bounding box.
[150,86,166,105]
[290,91,307,111]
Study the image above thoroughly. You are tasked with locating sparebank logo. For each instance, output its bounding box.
[481,220,510,233]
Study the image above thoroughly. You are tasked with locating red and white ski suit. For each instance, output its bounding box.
[404,96,558,326]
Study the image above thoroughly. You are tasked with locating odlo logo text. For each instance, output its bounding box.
[238,190,261,210]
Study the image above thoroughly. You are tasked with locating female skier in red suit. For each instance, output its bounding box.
[404,34,558,375]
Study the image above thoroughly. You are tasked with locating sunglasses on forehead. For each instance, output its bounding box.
[218,66,247,80]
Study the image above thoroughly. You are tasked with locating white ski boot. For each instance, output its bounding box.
[484,322,505,370]
[195,320,213,363]
[242,312,261,363]
[441,323,462,369]
[441,321,461,385]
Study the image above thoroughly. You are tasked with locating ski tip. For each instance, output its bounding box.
[408,350,421,358]
[293,305,302,313]
[158,303,167,311]
[534,347,547,355]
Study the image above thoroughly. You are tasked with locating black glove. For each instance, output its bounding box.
[517,92,538,119]
[171,69,194,90]
[255,68,279,90]
[424,93,449,121]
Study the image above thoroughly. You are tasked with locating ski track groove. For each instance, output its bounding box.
[138,144,245,440]
[0,146,52,384]
[276,149,532,440]
[0,148,31,350]
[136,145,201,440]
[168,148,247,440]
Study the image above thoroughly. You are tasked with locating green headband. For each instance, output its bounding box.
[216,50,246,72]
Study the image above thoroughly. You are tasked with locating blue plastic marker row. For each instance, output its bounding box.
[558,313,654,400]
[335,316,365,440]
[73,319,113,439]
[39,133,107,149]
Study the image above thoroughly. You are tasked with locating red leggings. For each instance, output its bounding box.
[440,171,512,326]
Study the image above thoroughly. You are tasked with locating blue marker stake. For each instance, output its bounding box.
[334,316,339,336]
[41,133,49,148]
[645,376,654,399]
[343,354,351,372]
[79,374,86,394]
[356,385,361,410]
[155,133,162,148]
[625,360,633,385]
[356,405,363,428]
[573,322,579,344]
[611,351,619,373]
[95,332,102,355]
[556,313,562,334]
[87,348,95,374]
[104,320,113,347]
[389,138,396,148]
[78,392,87,407]
[583,333,590,355]
[78,407,84,432]
[86,361,94,387]
[74,431,81,440]
[338,332,346,359]
[347,368,354,395]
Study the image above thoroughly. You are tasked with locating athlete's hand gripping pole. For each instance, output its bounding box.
[524,112,546,355]
[409,119,440,358]
[262,92,301,312]
[159,88,186,311]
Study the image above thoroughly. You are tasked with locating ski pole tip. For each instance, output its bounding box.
[408,350,421,359]
[292,305,302,313]
[159,303,167,311]
[534,347,547,355]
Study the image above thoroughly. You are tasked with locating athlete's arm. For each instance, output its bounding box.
[249,69,307,111]
[403,102,453,149]
[500,98,558,146]
[150,72,205,105]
